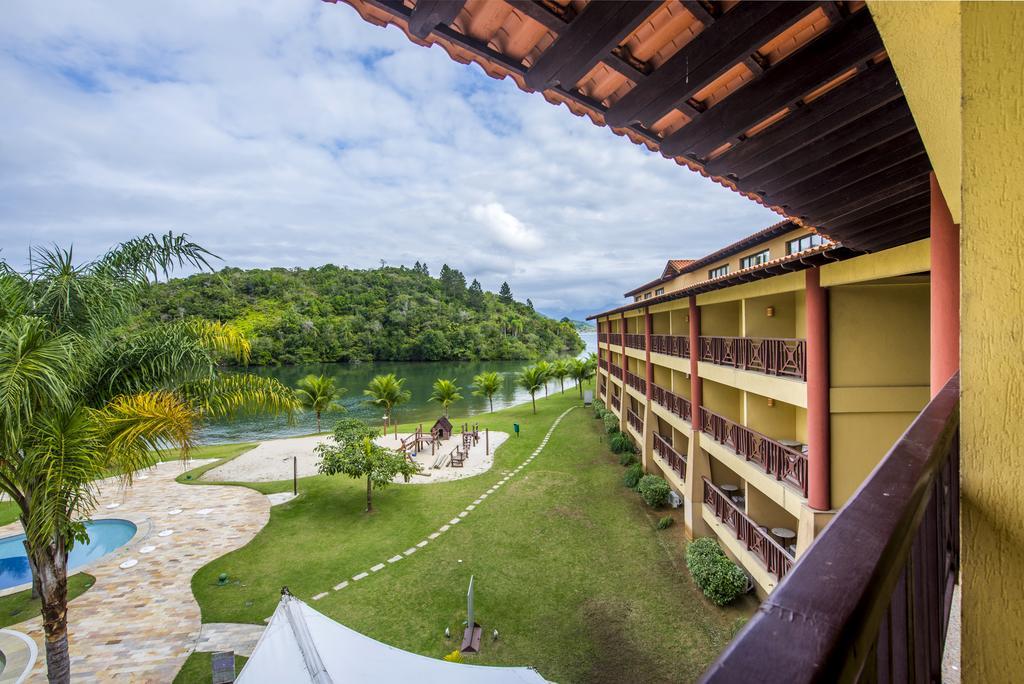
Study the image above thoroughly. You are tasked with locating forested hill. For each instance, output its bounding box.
[139,263,584,365]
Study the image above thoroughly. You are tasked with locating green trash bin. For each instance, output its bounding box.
[513,423,520,437]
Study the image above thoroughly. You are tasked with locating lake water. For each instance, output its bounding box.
[199,331,597,443]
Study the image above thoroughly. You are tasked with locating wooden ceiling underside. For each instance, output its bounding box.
[330,0,932,253]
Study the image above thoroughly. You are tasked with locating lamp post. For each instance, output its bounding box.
[283,456,297,496]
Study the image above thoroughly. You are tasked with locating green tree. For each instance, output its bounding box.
[363,373,411,429]
[467,279,484,309]
[535,360,553,397]
[471,371,503,412]
[428,378,463,418]
[569,358,595,399]
[315,418,419,512]
[517,365,546,414]
[295,374,346,432]
[0,234,298,683]
[498,281,513,304]
[550,359,571,393]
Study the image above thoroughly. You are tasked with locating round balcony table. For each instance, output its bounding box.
[719,484,740,497]
[771,527,797,544]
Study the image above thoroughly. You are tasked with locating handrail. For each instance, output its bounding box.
[699,406,808,496]
[653,432,686,480]
[627,409,643,434]
[625,369,646,394]
[609,362,623,378]
[702,373,960,683]
[650,333,690,358]
[698,336,807,380]
[702,478,794,581]
[607,332,622,346]
[624,333,645,350]
[597,331,608,343]
[598,357,608,371]
[651,383,692,422]
[610,394,621,410]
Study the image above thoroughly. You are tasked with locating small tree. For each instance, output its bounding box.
[535,360,552,397]
[569,358,595,399]
[498,281,513,304]
[471,371,503,412]
[295,374,346,432]
[550,359,571,393]
[517,365,545,414]
[316,418,419,512]
[428,378,463,417]
[363,373,411,430]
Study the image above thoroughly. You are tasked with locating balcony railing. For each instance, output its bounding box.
[703,373,960,684]
[610,394,621,411]
[699,407,808,497]
[625,369,646,394]
[598,357,608,371]
[653,432,686,481]
[699,336,807,380]
[650,333,690,359]
[703,478,794,582]
[651,383,692,423]
[609,362,622,378]
[627,409,643,434]
[597,331,608,343]
[607,332,622,346]
[624,333,645,350]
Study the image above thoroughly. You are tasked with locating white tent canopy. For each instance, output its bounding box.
[237,593,547,684]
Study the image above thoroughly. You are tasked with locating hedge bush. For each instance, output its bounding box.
[609,431,635,454]
[617,451,638,467]
[593,399,606,418]
[603,413,620,434]
[657,515,674,530]
[637,474,671,507]
[686,537,749,606]
[623,463,643,489]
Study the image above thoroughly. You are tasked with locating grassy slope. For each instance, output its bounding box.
[185,393,753,683]
[0,573,95,629]
[174,653,248,684]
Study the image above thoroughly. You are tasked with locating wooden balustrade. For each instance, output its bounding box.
[609,362,623,378]
[625,369,646,394]
[703,374,960,684]
[624,333,646,350]
[702,478,794,581]
[598,357,608,371]
[608,332,622,346]
[597,331,608,344]
[650,333,690,359]
[699,407,808,496]
[653,432,686,481]
[651,383,692,423]
[610,394,621,410]
[627,409,643,434]
[698,336,807,380]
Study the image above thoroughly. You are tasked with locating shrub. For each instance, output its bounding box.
[686,538,749,606]
[617,451,637,466]
[593,399,606,418]
[623,463,643,489]
[609,431,635,454]
[657,515,674,530]
[443,650,465,663]
[637,474,671,507]
[603,413,620,434]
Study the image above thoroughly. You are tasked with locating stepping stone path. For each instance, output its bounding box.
[314,406,576,599]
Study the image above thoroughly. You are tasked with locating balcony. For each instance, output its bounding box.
[703,478,794,582]
[699,407,808,497]
[627,409,643,435]
[650,333,690,359]
[624,333,645,350]
[610,394,621,411]
[609,362,622,378]
[698,336,807,381]
[651,383,692,423]
[625,369,646,394]
[607,332,622,346]
[598,357,608,371]
[704,374,960,683]
[597,331,608,344]
[653,432,686,481]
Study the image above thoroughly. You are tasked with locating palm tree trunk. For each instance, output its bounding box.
[531,394,536,414]
[489,396,493,412]
[29,544,71,684]
[316,411,322,433]
[366,476,373,513]
[560,379,565,394]
[578,381,584,399]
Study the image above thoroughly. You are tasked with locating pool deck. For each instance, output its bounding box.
[0,459,270,682]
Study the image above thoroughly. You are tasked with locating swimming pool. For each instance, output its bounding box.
[0,519,137,590]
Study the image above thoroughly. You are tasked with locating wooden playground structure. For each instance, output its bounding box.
[395,420,487,471]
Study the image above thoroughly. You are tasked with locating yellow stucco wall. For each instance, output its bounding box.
[868,1,961,223]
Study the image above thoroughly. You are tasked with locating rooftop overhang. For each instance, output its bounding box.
[327,0,932,253]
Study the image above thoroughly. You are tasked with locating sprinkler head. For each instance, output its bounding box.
[218,573,228,585]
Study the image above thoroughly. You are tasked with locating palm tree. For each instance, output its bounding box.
[535,360,552,397]
[428,378,463,418]
[517,365,546,414]
[569,358,595,399]
[363,373,411,430]
[0,234,298,683]
[471,371,503,412]
[295,374,346,432]
[550,359,571,393]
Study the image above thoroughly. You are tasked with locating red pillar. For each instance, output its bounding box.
[930,172,960,397]
[805,268,831,511]
[620,312,628,384]
[688,296,702,429]
[644,308,653,400]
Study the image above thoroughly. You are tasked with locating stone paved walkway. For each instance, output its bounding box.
[195,623,265,657]
[1,459,270,682]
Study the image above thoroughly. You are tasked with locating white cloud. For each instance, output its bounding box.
[470,202,543,252]
[0,0,779,320]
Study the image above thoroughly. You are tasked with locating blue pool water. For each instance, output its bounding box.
[0,519,137,590]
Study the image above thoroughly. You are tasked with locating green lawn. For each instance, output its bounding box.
[0,573,95,629]
[184,393,753,683]
[174,652,248,684]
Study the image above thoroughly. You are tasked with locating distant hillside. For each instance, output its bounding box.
[568,319,595,332]
[139,263,584,365]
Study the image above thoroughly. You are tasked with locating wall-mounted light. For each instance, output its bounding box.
[765,306,775,318]
[767,398,775,407]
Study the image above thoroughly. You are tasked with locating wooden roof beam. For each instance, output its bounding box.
[660,8,883,160]
[407,0,467,40]
[503,0,566,33]
[523,1,661,91]
[795,156,932,223]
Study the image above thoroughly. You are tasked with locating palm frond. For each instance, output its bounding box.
[97,391,197,480]
[183,373,300,420]
[187,319,251,365]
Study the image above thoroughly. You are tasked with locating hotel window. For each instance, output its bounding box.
[740,249,770,269]
[708,264,729,279]
[655,287,665,295]
[634,295,642,302]
[786,233,825,255]
[644,292,652,299]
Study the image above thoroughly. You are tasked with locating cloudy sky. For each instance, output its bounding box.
[0,1,777,320]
